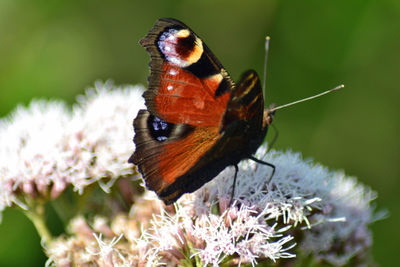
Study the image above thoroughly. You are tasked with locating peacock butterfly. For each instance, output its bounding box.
[129,18,277,205]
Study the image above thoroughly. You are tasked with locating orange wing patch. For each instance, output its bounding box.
[153,126,219,192]
[154,63,230,127]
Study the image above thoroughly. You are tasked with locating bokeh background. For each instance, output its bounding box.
[0,0,399,266]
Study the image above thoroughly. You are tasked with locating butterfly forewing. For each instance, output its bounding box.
[139,18,235,127]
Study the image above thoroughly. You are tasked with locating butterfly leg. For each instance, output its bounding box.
[249,156,275,183]
[229,164,239,206]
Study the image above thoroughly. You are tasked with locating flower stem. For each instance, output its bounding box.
[24,202,53,246]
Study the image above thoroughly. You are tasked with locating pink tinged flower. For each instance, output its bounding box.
[88,233,125,266]
[7,81,378,266]
[68,216,96,239]
[0,82,145,216]
[133,146,379,266]
[94,217,115,239]
[44,140,380,266]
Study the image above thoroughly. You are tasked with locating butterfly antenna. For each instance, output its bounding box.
[270,84,344,112]
[262,36,271,98]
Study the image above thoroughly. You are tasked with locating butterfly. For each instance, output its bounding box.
[129,18,277,205]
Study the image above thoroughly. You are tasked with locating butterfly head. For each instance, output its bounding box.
[263,104,276,128]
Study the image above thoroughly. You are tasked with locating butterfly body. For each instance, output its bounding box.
[130,18,274,204]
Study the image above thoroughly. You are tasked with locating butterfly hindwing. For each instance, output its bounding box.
[130,110,220,199]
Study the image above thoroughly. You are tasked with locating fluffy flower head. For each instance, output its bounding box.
[0,82,144,216]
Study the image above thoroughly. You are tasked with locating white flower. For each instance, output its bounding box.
[0,81,144,217]
[48,140,376,266]
[137,147,379,266]
[193,148,378,265]
[0,100,71,215]
[66,81,144,194]
[1,82,380,266]
[44,135,379,266]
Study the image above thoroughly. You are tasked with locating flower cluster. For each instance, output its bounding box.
[0,82,144,218]
[0,83,380,266]
[46,147,379,266]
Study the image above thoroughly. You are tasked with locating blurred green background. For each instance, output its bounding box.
[0,0,399,266]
